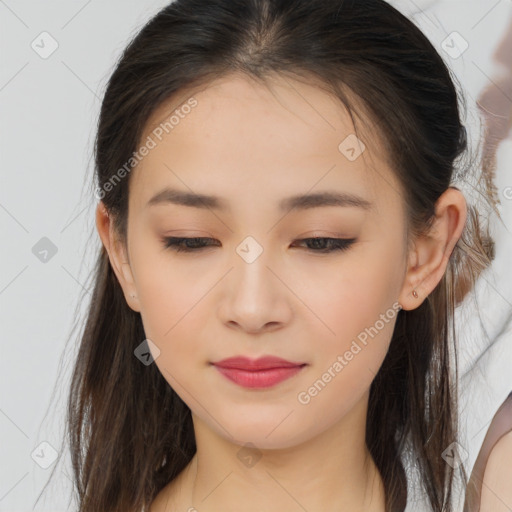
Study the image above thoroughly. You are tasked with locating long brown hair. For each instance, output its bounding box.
[38,0,499,510]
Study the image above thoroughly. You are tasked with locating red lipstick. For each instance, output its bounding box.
[211,356,307,389]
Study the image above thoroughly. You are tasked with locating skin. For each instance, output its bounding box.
[96,72,467,511]
[479,430,512,512]
[466,394,512,511]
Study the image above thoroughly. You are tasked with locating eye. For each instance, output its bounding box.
[291,237,356,253]
[161,236,356,254]
[161,237,220,253]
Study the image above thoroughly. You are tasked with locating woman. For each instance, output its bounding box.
[60,0,506,510]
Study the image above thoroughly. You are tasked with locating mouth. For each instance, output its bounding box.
[210,356,307,389]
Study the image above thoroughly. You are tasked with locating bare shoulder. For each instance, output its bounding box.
[479,429,512,512]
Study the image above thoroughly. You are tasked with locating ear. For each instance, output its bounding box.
[398,187,467,311]
[95,201,140,312]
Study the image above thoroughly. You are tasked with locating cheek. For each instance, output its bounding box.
[135,268,209,397]
[295,240,403,390]
[128,241,205,362]
[295,284,400,423]
[298,247,402,341]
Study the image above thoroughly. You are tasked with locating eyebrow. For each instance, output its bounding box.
[146,188,373,213]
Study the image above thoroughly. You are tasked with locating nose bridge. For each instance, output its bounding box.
[219,233,291,331]
[232,234,277,299]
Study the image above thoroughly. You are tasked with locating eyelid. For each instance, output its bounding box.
[161,235,357,254]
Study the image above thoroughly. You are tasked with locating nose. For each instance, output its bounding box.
[217,248,293,335]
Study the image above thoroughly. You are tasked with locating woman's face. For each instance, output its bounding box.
[114,72,412,449]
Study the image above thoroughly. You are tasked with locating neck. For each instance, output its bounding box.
[171,392,386,512]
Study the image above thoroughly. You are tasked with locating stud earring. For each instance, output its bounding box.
[412,290,418,299]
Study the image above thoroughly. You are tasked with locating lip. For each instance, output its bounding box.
[211,356,307,389]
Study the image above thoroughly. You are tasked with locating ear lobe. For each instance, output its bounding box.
[398,234,442,311]
[95,201,140,312]
[398,243,425,311]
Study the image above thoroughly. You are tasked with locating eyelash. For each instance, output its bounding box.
[161,236,356,254]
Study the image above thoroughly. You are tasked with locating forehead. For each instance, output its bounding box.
[130,72,404,217]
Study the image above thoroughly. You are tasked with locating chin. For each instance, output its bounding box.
[216,416,318,451]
